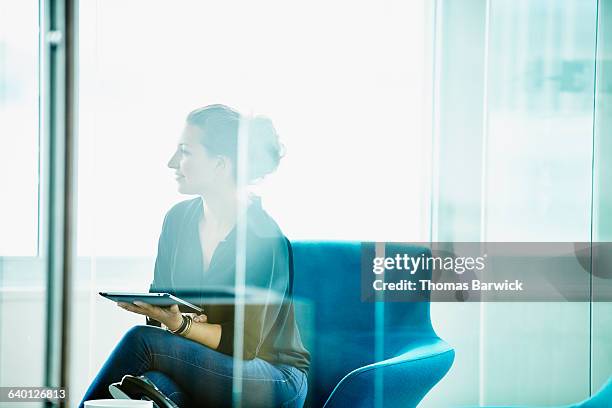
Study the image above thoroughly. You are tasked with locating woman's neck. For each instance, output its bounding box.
[200,190,237,230]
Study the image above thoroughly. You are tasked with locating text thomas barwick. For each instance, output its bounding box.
[372,279,524,291]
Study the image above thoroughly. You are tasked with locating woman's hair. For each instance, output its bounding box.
[186,104,284,183]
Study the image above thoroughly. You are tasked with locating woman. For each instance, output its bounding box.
[79,104,311,408]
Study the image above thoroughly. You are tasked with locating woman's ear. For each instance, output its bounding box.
[216,156,232,175]
[212,155,223,169]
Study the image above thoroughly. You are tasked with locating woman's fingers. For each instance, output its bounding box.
[116,301,164,320]
[117,302,149,316]
[192,314,208,323]
[184,312,207,322]
[133,301,156,315]
[135,301,175,321]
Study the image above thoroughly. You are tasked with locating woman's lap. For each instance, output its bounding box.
[82,325,306,408]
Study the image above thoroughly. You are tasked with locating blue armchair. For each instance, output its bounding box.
[290,241,455,407]
[129,241,455,407]
[121,240,612,407]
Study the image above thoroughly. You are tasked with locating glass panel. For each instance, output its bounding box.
[422,0,487,406]
[592,0,612,395]
[74,0,430,406]
[0,0,46,406]
[0,0,39,256]
[485,0,595,243]
[482,0,597,404]
[430,0,599,405]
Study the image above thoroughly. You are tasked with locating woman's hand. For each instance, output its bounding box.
[190,313,208,323]
[117,302,208,331]
[117,301,183,331]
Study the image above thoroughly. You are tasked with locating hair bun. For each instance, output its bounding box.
[186,104,284,183]
[247,115,284,181]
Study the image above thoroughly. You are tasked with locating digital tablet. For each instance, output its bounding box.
[99,292,204,314]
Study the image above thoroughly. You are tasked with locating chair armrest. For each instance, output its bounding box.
[323,337,455,408]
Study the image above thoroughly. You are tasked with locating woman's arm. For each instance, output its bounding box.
[120,301,223,350]
[155,308,223,350]
[174,321,222,350]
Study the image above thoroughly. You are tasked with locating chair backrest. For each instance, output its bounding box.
[289,241,439,407]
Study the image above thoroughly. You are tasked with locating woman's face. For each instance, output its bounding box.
[167,124,230,195]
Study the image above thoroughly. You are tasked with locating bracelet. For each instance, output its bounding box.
[169,315,188,334]
[177,315,193,337]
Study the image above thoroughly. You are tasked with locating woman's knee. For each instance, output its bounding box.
[121,324,161,345]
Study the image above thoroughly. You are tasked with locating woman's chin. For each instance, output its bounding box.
[177,185,197,195]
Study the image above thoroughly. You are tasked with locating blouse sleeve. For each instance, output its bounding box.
[146,211,174,327]
[215,237,290,360]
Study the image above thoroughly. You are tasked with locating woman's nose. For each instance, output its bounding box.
[167,151,178,169]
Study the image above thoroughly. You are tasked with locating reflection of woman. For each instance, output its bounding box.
[79,105,311,408]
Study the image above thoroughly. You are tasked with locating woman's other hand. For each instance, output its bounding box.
[190,313,208,323]
[117,301,183,331]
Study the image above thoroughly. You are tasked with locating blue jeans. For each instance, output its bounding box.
[78,325,307,408]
